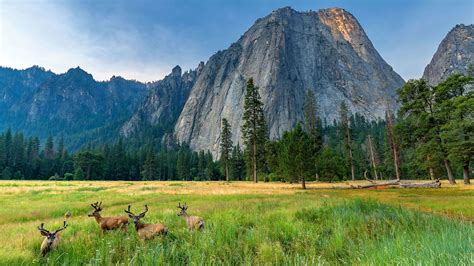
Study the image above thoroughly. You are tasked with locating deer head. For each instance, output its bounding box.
[88,202,103,217]
[124,205,148,225]
[177,202,188,216]
[37,221,67,253]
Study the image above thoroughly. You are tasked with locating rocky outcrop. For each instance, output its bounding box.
[120,63,203,138]
[423,24,474,85]
[174,7,405,156]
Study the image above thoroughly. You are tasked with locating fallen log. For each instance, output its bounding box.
[350,179,442,189]
[399,179,441,188]
[351,180,400,189]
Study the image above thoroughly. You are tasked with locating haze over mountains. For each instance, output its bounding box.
[0,7,472,154]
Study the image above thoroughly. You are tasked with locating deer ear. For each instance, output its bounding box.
[40,231,48,236]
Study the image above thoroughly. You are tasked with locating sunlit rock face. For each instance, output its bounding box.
[120,64,203,138]
[174,7,404,156]
[423,24,474,85]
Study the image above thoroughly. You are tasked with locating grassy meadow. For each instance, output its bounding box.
[0,180,472,265]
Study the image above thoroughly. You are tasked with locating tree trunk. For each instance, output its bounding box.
[444,158,456,184]
[347,127,355,181]
[386,112,401,180]
[428,167,435,180]
[463,164,470,185]
[225,163,229,182]
[426,155,435,180]
[301,176,306,189]
[252,141,257,183]
[368,135,379,180]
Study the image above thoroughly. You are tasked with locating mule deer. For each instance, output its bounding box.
[88,202,128,231]
[177,202,204,230]
[37,221,68,256]
[124,205,168,240]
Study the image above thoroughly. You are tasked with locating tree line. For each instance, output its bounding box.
[0,74,471,184]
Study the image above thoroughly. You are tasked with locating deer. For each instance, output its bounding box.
[124,205,168,240]
[37,221,68,256]
[88,202,129,231]
[177,202,204,231]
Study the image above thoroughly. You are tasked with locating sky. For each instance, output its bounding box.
[0,0,472,82]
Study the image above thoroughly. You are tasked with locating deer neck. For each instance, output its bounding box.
[134,221,145,231]
[182,213,190,220]
[94,213,103,224]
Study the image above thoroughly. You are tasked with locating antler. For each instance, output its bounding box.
[139,205,148,217]
[37,223,50,234]
[124,205,134,215]
[91,201,103,211]
[53,221,68,234]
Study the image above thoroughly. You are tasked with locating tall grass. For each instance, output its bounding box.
[3,197,472,265]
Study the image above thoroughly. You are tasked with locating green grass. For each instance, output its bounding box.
[0,181,472,265]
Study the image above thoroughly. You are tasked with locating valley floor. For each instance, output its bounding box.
[0,180,472,265]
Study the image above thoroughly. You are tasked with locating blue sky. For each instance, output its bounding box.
[0,0,472,82]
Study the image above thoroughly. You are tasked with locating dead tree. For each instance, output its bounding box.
[386,110,401,181]
[367,134,379,180]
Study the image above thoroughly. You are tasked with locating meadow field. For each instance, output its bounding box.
[0,180,472,265]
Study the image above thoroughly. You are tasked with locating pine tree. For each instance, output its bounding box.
[397,79,454,183]
[44,135,55,159]
[339,102,355,180]
[220,118,233,182]
[230,144,245,180]
[241,78,267,182]
[303,90,323,153]
[74,167,85,180]
[435,74,473,184]
[141,151,158,180]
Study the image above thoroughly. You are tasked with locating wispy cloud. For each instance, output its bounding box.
[0,0,472,82]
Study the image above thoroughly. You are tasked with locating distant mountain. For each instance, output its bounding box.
[120,64,204,142]
[423,24,474,85]
[0,66,148,149]
[174,7,405,156]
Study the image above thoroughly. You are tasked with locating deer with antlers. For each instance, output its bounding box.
[124,205,168,240]
[177,202,204,231]
[88,202,129,231]
[37,221,68,256]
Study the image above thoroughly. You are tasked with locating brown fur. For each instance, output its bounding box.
[125,205,168,240]
[40,234,61,256]
[92,214,129,231]
[89,202,129,231]
[135,222,168,240]
[37,221,67,256]
[177,202,204,231]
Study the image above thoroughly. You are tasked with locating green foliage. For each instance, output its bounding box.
[220,118,233,181]
[316,147,346,181]
[241,78,268,181]
[73,167,85,180]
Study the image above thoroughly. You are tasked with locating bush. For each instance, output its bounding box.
[64,173,74,180]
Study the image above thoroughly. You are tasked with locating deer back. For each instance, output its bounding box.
[186,216,205,230]
[100,216,129,230]
[137,223,167,240]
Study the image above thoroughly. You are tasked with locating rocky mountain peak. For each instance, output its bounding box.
[422,24,474,85]
[64,66,94,82]
[171,65,182,76]
[174,7,404,156]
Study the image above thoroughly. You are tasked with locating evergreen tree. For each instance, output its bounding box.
[339,102,355,180]
[397,79,454,183]
[141,150,158,180]
[74,167,85,180]
[303,90,323,155]
[230,144,245,180]
[220,118,233,182]
[435,74,473,184]
[44,135,55,159]
[241,78,267,182]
